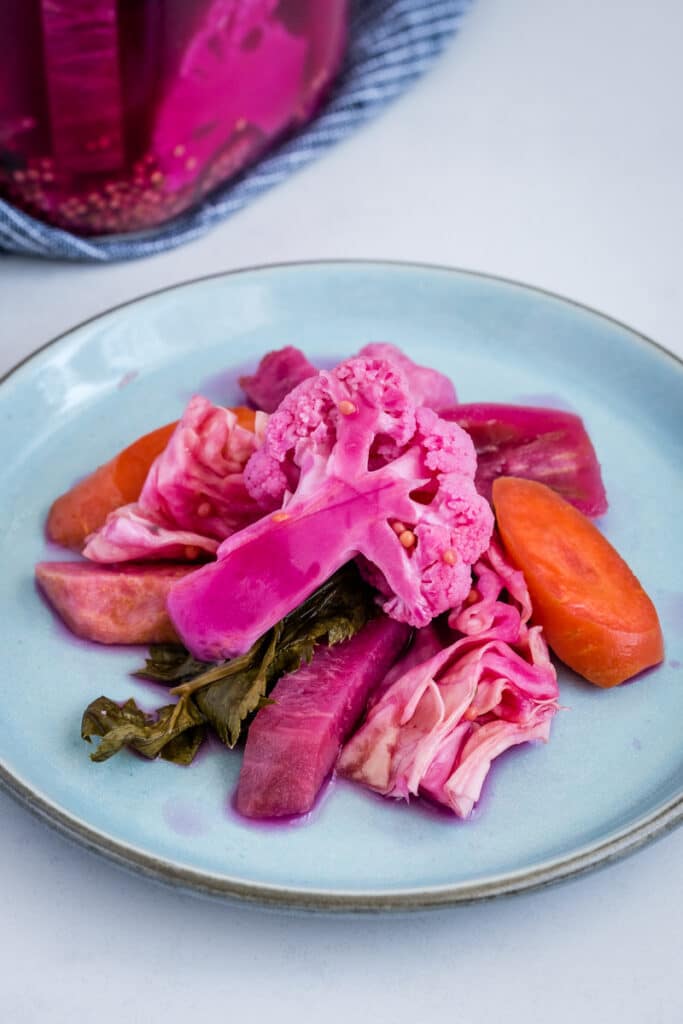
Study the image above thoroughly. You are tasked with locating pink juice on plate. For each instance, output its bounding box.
[0,0,348,236]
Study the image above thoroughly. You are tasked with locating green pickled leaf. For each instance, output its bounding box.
[132,644,208,685]
[159,723,206,766]
[195,627,281,746]
[83,562,376,763]
[81,695,206,765]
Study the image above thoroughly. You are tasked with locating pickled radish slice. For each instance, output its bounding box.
[444,403,608,516]
[40,0,125,174]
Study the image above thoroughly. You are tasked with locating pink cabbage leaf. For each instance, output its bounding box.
[337,540,559,818]
[83,396,267,563]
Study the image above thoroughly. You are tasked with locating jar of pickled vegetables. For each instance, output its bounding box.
[0,1,348,236]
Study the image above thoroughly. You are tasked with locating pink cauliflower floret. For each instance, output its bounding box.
[83,396,267,563]
[358,343,458,411]
[358,406,492,625]
[244,356,417,507]
[239,342,456,417]
[167,357,493,661]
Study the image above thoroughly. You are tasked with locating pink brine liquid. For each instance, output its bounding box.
[0,0,348,236]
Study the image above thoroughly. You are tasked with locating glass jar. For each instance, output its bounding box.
[0,0,348,236]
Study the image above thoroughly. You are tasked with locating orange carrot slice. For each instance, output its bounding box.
[47,406,257,550]
[492,477,664,687]
[232,405,257,433]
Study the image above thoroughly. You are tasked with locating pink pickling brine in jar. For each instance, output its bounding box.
[0,0,349,236]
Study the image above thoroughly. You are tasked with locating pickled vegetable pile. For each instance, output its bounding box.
[36,344,663,820]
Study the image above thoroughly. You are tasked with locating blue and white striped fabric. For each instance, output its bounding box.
[0,0,471,262]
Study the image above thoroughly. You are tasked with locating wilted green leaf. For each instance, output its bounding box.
[81,696,206,765]
[132,644,208,685]
[82,563,376,763]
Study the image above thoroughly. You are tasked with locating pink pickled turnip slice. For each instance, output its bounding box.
[40,0,125,173]
[151,0,307,189]
[35,561,197,645]
[235,616,409,818]
[239,346,317,412]
[442,403,607,516]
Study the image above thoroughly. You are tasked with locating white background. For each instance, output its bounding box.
[1,1,681,1021]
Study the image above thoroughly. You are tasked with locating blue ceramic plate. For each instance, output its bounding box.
[1,262,681,911]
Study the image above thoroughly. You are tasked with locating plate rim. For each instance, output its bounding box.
[2,258,681,912]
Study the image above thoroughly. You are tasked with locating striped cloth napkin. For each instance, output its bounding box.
[0,0,471,262]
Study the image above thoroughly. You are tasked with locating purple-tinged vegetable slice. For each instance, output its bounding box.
[35,561,197,645]
[236,615,409,818]
[442,403,608,516]
[239,346,317,412]
[40,0,125,174]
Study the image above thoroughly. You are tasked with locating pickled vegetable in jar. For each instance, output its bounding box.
[0,0,348,236]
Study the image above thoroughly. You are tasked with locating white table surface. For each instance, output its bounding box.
[1,1,681,1020]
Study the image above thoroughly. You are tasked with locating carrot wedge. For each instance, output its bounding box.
[46,406,257,550]
[46,422,178,550]
[492,477,664,687]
